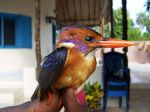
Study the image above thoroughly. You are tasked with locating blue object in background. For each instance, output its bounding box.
[0,13,32,48]
[102,51,130,112]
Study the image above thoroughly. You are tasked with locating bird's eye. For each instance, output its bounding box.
[85,36,94,42]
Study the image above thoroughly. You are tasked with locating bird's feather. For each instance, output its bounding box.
[32,47,68,101]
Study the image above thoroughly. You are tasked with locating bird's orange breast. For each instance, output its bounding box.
[53,48,96,89]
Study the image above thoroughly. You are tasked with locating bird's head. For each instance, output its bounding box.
[57,26,135,55]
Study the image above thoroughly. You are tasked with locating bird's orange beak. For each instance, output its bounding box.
[88,38,136,48]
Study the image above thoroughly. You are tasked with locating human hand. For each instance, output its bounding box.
[38,91,62,112]
[29,91,63,112]
[62,88,88,112]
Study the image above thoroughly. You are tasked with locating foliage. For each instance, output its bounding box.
[104,8,150,41]
[84,81,104,111]
[128,28,142,40]
[143,32,150,38]
[145,1,150,12]
[135,12,150,40]
[113,8,123,39]
[136,12,150,33]
[136,12,150,40]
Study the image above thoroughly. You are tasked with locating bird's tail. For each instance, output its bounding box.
[31,85,40,101]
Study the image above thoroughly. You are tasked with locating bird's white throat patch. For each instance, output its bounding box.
[59,42,75,48]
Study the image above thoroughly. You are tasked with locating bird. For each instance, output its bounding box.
[31,25,135,101]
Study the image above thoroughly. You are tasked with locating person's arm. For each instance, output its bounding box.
[62,88,88,112]
[0,91,62,112]
[0,101,32,112]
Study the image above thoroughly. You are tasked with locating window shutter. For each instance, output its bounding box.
[15,15,32,48]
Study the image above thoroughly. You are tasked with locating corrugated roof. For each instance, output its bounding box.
[55,0,110,26]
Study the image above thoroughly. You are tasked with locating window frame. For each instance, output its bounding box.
[0,13,32,49]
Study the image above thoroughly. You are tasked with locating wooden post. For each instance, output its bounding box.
[35,0,42,80]
[110,0,114,52]
[100,18,104,35]
[122,0,127,41]
[110,0,114,38]
[100,17,105,56]
[122,0,128,66]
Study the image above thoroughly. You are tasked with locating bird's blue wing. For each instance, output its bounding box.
[38,47,68,100]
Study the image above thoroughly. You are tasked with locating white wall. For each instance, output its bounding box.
[41,0,56,57]
[0,0,56,105]
[0,0,36,71]
[0,0,56,71]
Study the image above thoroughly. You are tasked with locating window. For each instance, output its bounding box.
[4,18,15,46]
[0,13,32,48]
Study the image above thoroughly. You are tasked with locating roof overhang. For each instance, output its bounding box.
[55,0,110,27]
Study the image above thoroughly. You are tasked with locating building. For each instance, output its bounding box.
[0,0,150,111]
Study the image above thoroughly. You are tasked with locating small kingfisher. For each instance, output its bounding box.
[31,25,135,101]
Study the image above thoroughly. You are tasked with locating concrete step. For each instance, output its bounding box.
[0,67,37,108]
[0,93,14,104]
[0,81,24,108]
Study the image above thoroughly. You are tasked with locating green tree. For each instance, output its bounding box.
[113,8,123,38]
[128,28,142,40]
[136,12,150,32]
[113,8,142,40]
[104,8,144,40]
[136,12,150,40]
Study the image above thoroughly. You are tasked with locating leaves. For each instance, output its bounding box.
[84,81,104,111]
[104,8,150,41]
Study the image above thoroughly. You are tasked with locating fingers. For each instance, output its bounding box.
[75,88,87,106]
[45,91,63,112]
[74,84,84,95]
[62,88,76,112]
[64,87,86,106]
[62,88,88,112]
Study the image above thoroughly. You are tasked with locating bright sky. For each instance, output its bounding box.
[113,0,147,23]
